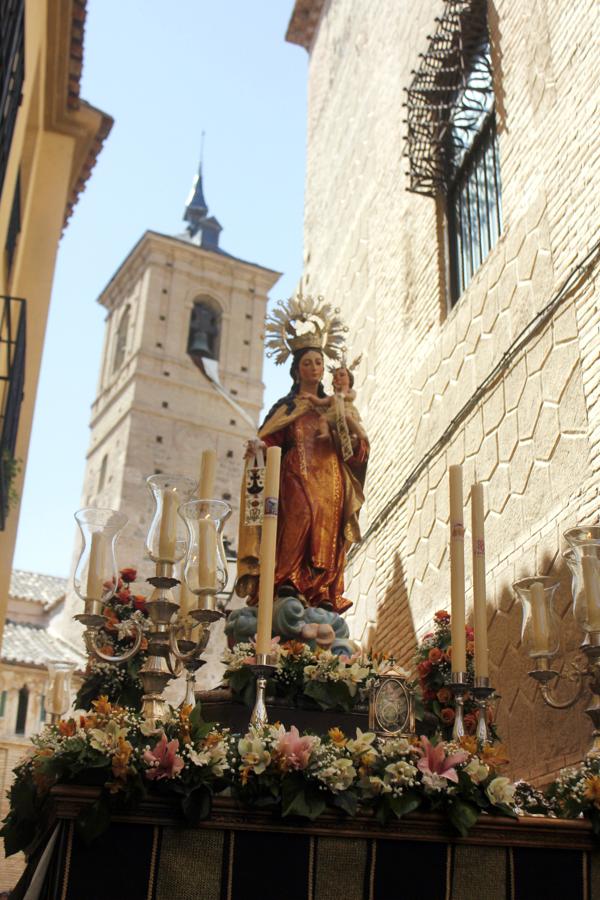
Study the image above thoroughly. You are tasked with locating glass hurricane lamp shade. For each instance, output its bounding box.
[145,475,197,564]
[45,660,77,718]
[564,526,600,634]
[73,508,128,618]
[513,576,561,660]
[179,499,231,599]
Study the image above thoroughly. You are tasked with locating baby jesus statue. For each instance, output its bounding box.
[303,360,368,458]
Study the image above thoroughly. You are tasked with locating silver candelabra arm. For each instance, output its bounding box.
[85,619,144,663]
[530,655,587,709]
[168,622,209,665]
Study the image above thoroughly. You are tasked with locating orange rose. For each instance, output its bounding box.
[428,647,443,664]
[440,708,455,725]
[58,719,76,737]
[437,687,452,705]
[463,713,477,734]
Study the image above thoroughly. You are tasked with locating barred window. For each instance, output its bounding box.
[404,0,502,306]
[445,38,502,303]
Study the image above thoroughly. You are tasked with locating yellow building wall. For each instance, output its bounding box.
[0,0,111,644]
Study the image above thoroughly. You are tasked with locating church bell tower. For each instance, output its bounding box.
[57,166,280,641]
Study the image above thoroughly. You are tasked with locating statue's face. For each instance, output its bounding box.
[332,367,351,391]
[298,350,324,386]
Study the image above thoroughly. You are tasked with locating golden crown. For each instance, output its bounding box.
[327,352,362,375]
[265,293,348,366]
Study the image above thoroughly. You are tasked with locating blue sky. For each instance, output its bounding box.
[13,0,307,577]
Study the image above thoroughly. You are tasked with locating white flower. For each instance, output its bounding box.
[379,737,411,758]
[364,775,391,796]
[317,758,356,793]
[384,760,418,786]
[465,758,490,785]
[347,728,377,757]
[188,747,211,767]
[238,736,271,774]
[89,720,128,752]
[486,776,516,806]
[422,771,449,792]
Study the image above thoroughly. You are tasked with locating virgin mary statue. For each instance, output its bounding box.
[235,294,368,615]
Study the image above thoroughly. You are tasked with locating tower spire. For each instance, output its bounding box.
[183,134,222,249]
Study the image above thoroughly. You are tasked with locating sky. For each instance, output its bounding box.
[13,0,307,577]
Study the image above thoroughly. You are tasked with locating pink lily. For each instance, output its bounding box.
[275,725,317,770]
[416,735,468,784]
[143,732,184,780]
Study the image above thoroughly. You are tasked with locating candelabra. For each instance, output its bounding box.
[515,526,600,752]
[73,476,231,720]
[451,672,496,744]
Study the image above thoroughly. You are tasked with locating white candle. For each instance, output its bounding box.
[449,465,466,672]
[86,533,105,600]
[179,580,196,617]
[255,446,281,657]
[530,581,549,654]
[582,556,600,631]
[158,489,178,561]
[198,517,217,590]
[198,449,217,499]
[51,671,67,716]
[471,482,488,678]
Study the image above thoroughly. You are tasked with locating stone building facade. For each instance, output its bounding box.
[0,571,84,892]
[287,0,600,782]
[56,175,280,646]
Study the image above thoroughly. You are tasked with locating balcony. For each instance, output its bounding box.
[0,295,25,530]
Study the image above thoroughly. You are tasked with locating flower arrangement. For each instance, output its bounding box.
[223,639,392,712]
[75,568,151,712]
[0,700,518,857]
[415,610,498,741]
[0,697,230,855]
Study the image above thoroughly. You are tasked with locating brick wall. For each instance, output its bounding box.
[298,0,600,781]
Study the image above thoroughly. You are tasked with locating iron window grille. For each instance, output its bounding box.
[0,0,25,198]
[404,0,502,305]
[5,168,21,273]
[0,295,26,529]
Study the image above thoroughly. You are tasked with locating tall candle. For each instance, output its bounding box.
[198,449,217,499]
[158,489,178,561]
[179,580,196,617]
[471,482,489,678]
[255,446,281,657]
[449,465,466,672]
[51,671,67,716]
[530,581,549,653]
[87,532,105,600]
[582,556,600,631]
[198,517,217,590]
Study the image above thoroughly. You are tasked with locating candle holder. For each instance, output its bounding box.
[73,508,145,663]
[472,676,495,744]
[450,671,469,740]
[513,572,599,744]
[45,660,77,723]
[179,499,231,624]
[249,653,276,728]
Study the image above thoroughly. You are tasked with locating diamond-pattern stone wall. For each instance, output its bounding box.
[298,0,600,781]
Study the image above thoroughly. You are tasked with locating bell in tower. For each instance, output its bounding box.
[187,301,221,362]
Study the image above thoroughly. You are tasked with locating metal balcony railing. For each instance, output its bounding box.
[0,295,26,530]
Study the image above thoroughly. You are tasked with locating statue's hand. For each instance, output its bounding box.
[244,439,266,460]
